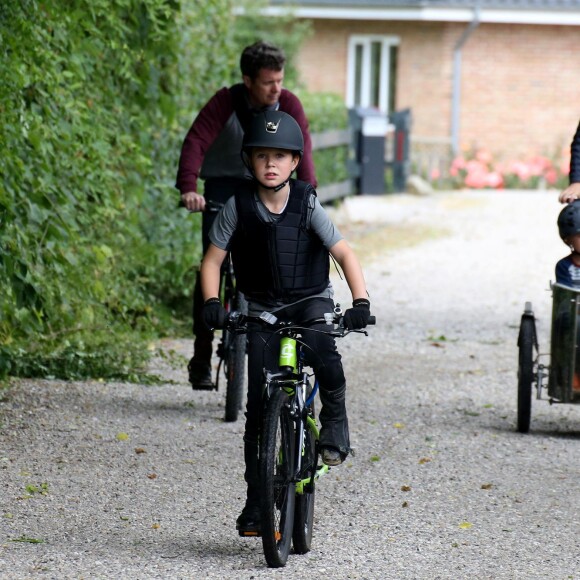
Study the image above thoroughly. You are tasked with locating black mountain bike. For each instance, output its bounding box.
[184,200,247,422]
[227,307,375,567]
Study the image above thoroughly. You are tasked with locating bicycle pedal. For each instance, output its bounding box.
[238,529,261,538]
[190,383,218,392]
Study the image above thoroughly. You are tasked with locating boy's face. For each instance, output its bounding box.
[567,233,580,253]
[251,147,298,188]
[243,68,284,108]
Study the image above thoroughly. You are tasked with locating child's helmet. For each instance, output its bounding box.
[242,110,304,160]
[558,200,580,241]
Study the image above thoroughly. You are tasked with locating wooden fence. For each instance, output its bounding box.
[310,128,354,203]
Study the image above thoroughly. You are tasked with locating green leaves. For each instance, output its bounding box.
[0,0,210,380]
[9,536,45,544]
[0,0,350,382]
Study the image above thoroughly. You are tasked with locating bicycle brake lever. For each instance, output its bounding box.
[259,311,278,325]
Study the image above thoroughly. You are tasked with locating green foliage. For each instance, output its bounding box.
[0,0,236,381]
[0,0,350,383]
[297,91,350,186]
[230,1,312,87]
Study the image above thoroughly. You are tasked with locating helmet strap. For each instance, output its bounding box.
[255,168,294,192]
[259,178,290,192]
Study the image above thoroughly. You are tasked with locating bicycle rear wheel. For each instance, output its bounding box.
[224,293,247,422]
[292,407,316,554]
[260,388,296,568]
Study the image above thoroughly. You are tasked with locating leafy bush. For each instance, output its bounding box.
[444,147,570,190]
[0,0,237,381]
[296,91,350,186]
[0,0,350,383]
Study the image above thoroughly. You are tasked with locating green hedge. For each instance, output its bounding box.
[297,91,350,186]
[0,1,349,382]
[0,0,236,381]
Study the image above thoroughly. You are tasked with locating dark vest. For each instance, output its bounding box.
[230,180,330,303]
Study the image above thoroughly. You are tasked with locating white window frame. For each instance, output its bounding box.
[347,35,400,114]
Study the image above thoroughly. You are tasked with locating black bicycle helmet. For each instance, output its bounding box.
[241,111,304,190]
[242,111,304,157]
[558,200,580,241]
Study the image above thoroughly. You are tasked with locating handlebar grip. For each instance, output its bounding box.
[367,315,376,325]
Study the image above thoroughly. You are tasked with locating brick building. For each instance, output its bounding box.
[266,0,580,169]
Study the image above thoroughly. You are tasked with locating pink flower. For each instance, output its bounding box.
[485,171,504,189]
[446,147,568,189]
[464,162,488,188]
[450,156,466,177]
[430,167,441,180]
[528,156,551,176]
[508,161,530,182]
[544,168,558,185]
[476,148,493,165]
[560,160,570,176]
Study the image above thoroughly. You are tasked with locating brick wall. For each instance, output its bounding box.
[295,18,580,162]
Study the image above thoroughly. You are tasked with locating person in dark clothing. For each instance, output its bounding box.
[555,200,580,393]
[556,200,580,287]
[176,41,317,389]
[559,120,580,204]
[200,111,371,535]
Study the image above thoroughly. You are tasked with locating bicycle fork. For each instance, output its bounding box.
[292,375,329,495]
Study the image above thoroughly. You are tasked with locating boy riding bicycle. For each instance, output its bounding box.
[199,111,372,535]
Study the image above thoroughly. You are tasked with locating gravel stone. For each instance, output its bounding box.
[1,190,579,579]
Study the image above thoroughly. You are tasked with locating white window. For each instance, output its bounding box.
[347,35,399,114]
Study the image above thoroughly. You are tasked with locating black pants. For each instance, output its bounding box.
[244,297,346,443]
[191,178,248,363]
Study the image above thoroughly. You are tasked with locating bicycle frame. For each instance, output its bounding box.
[262,334,330,495]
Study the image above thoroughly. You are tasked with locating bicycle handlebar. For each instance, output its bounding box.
[178,199,224,213]
[226,309,375,336]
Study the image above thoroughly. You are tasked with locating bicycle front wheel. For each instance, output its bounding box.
[292,410,316,554]
[224,293,247,422]
[260,388,296,568]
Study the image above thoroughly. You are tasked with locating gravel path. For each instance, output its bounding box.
[1,190,579,579]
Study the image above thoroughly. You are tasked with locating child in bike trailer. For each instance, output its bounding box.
[199,110,371,535]
[556,200,580,392]
[556,200,580,288]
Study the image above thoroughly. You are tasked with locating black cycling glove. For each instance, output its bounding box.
[202,298,227,330]
[343,298,371,330]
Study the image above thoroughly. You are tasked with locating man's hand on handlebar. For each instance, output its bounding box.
[181,191,206,212]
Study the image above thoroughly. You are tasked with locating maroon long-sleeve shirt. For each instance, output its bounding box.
[176,84,317,194]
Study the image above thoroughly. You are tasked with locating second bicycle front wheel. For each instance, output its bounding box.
[260,388,296,568]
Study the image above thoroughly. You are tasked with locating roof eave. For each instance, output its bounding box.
[241,5,580,25]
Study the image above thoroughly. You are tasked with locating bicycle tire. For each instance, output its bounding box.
[517,315,534,433]
[260,388,296,568]
[224,293,247,422]
[292,399,316,554]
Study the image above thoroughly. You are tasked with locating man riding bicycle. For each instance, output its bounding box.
[176,40,317,389]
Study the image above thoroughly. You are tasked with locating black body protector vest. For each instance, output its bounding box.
[230,180,330,303]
